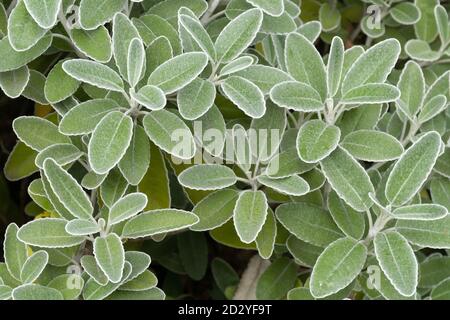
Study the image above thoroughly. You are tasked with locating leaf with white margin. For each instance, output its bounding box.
[233,190,268,244]
[386,131,441,207]
[88,111,133,175]
[80,255,108,286]
[396,216,450,249]
[131,85,166,111]
[374,231,418,296]
[270,81,324,112]
[65,219,101,236]
[20,251,48,284]
[94,233,124,283]
[12,284,63,300]
[4,224,28,281]
[257,175,310,196]
[191,189,239,232]
[327,37,344,98]
[341,39,400,94]
[79,0,127,30]
[390,2,421,25]
[296,20,322,42]
[341,130,404,162]
[47,274,84,300]
[276,202,343,247]
[310,237,367,298]
[327,190,365,240]
[143,109,196,160]
[0,34,52,72]
[118,126,151,186]
[341,83,400,104]
[0,286,12,300]
[221,76,266,118]
[43,158,94,220]
[44,59,80,104]
[0,65,29,98]
[285,33,327,101]
[430,177,450,211]
[265,148,316,178]
[255,208,277,259]
[435,5,450,44]
[396,60,425,119]
[418,95,447,123]
[59,99,121,135]
[83,262,131,300]
[122,209,199,239]
[62,59,124,92]
[320,147,375,212]
[247,0,284,16]
[391,204,448,221]
[109,192,148,225]
[17,219,85,248]
[70,26,113,63]
[179,14,216,61]
[120,270,158,291]
[219,56,254,77]
[124,251,151,281]
[13,116,70,152]
[127,38,145,88]
[23,0,61,29]
[178,164,237,191]
[297,120,340,163]
[178,78,216,120]
[235,65,293,94]
[35,143,82,169]
[215,8,263,64]
[405,39,440,62]
[147,52,208,94]
[8,1,46,52]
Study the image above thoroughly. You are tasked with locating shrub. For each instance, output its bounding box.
[0,0,449,301]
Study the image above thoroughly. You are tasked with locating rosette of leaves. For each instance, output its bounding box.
[0,0,449,301]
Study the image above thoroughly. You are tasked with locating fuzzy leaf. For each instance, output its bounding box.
[215,8,263,63]
[221,76,265,118]
[396,61,425,119]
[79,0,127,30]
[285,33,327,101]
[43,158,93,220]
[191,189,239,231]
[59,99,120,135]
[13,116,70,152]
[235,65,293,94]
[320,147,375,212]
[20,251,48,284]
[256,257,297,300]
[127,38,145,88]
[396,216,450,249]
[65,219,101,236]
[386,131,441,207]
[270,81,324,112]
[63,59,124,92]
[374,231,418,296]
[122,209,199,239]
[297,120,340,163]
[131,85,166,111]
[109,193,148,225]
[341,84,400,104]
[391,204,448,221]
[327,37,344,98]
[178,165,237,191]
[17,219,85,248]
[275,202,343,247]
[88,111,133,175]
[341,130,404,162]
[23,0,61,28]
[341,39,400,94]
[257,175,310,196]
[178,78,216,120]
[4,224,28,281]
[94,233,124,283]
[179,14,216,60]
[143,109,196,159]
[118,125,151,186]
[70,26,113,63]
[310,237,367,298]
[0,66,29,98]
[233,190,268,244]
[44,59,80,104]
[147,52,208,94]
[8,1,46,52]
[12,284,63,300]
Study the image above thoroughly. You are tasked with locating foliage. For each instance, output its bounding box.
[0,0,449,301]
